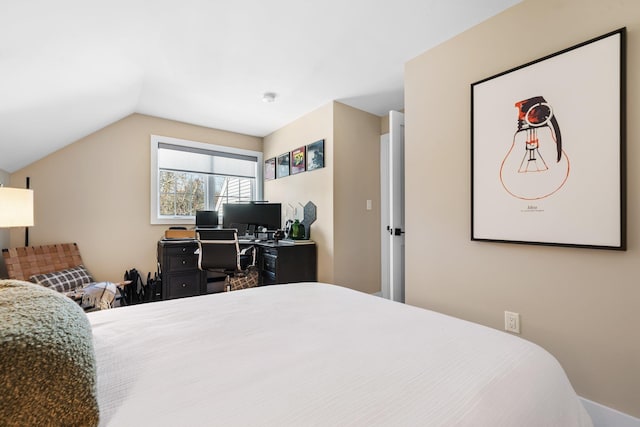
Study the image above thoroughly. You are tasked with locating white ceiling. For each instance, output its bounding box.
[0,0,521,173]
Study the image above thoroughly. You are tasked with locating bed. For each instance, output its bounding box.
[85,282,592,426]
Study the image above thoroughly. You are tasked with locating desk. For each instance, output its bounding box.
[157,239,317,300]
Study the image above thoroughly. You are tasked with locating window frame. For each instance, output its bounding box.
[150,135,263,225]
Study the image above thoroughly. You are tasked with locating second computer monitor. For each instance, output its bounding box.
[195,210,219,228]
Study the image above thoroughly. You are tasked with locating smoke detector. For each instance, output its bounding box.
[262,92,277,103]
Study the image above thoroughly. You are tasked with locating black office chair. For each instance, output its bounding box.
[196,228,258,292]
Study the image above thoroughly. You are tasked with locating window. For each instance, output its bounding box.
[150,135,263,224]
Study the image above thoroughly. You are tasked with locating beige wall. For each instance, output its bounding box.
[263,103,335,283]
[380,114,390,135]
[405,0,639,417]
[264,101,381,293]
[333,102,381,293]
[10,113,262,282]
[10,104,381,294]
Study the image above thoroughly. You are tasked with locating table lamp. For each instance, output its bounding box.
[0,187,34,228]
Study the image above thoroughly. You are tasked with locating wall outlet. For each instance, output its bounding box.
[504,311,520,334]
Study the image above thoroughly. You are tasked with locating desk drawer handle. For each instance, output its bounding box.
[181,260,187,265]
[181,283,187,288]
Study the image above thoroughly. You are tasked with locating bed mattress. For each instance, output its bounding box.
[88,283,592,426]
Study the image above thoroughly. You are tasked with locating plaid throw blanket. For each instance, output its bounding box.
[81,282,117,310]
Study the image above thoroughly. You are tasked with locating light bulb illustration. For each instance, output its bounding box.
[499,96,569,200]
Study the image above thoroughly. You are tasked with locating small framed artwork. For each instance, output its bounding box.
[264,157,276,181]
[291,146,306,175]
[307,139,324,171]
[277,152,290,178]
[471,28,626,250]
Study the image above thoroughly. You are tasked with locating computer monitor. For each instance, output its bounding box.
[222,203,282,231]
[195,210,219,228]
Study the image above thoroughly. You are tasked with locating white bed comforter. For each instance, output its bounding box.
[88,283,592,427]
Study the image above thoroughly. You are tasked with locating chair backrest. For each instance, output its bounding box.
[196,229,240,272]
[2,243,84,281]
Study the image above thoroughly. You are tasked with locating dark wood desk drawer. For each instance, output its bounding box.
[261,270,276,285]
[263,253,277,273]
[165,272,201,299]
[165,244,196,255]
[157,240,204,300]
[262,246,278,256]
[168,255,198,271]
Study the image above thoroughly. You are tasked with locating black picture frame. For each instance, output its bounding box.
[277,152,290,178]
[306,139,324,171]
[471,28,626,250]
[291,146,306,175]
[264,157,276,181]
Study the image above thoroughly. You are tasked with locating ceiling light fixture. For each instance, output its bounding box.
[262,92,277,103]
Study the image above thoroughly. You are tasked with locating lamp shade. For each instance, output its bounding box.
[0,187,34,227]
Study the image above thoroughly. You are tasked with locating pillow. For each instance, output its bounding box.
[0,279,99,426]
[29,264,94,293]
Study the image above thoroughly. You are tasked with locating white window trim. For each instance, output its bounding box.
[150,135,263,225]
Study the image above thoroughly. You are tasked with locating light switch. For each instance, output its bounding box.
[366,200,372,210]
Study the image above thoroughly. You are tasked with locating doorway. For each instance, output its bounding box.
[380,111,405,303]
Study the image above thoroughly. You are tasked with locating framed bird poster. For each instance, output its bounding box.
[471,28,626,250]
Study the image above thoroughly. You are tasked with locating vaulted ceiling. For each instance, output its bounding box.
[0,0,520,173]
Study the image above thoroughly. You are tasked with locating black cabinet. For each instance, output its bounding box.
[157,240,205,300]
[258,242,317,285]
